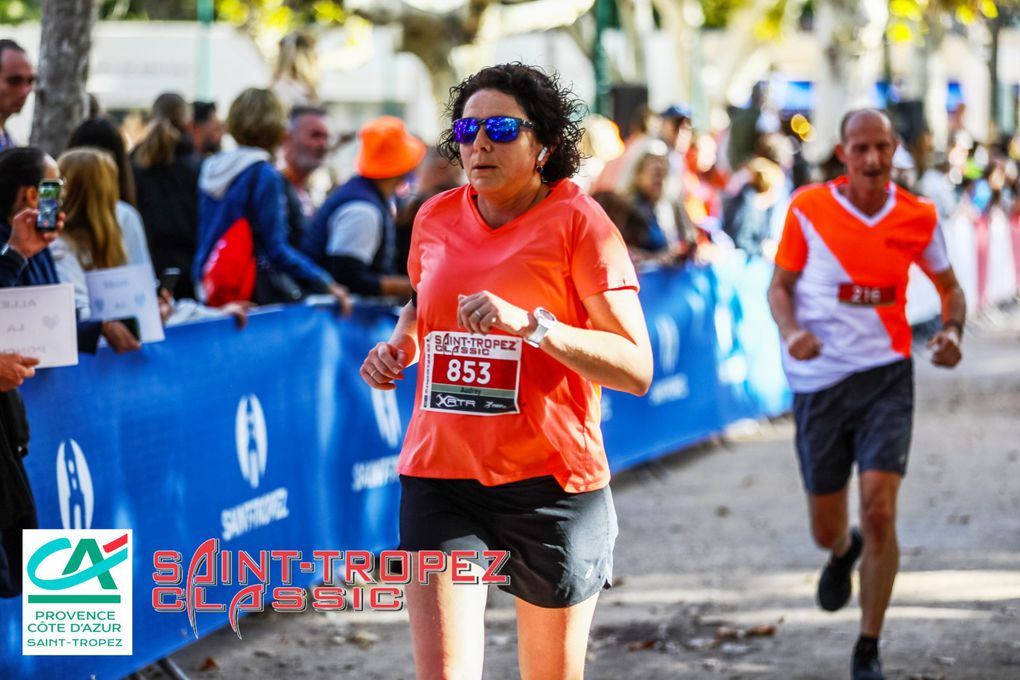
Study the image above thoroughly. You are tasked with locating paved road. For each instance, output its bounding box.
[171,313,1020,679]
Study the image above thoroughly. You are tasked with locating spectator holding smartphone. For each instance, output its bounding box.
[0,146,139,352]
[0,164,54,598]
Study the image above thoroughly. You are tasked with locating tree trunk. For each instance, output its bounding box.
[650,0,694,106]
[803,0,887,164]
[355,0,594,122]
[30,0,97,158]
[989,12,1001,142]
[921,8,948,152]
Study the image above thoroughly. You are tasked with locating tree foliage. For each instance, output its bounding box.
[0,0,345,26]
[887,0,1020,44]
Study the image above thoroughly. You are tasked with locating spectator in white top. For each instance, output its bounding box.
[67,117,154,275]
[50,148,148,318]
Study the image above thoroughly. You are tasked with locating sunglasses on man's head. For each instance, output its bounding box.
[452,116,535,144]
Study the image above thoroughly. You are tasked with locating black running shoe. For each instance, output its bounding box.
[852,646,885,680]
[817,527,863,612]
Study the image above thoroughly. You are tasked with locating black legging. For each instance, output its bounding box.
[0,455,38,598]
[0,391,37,598]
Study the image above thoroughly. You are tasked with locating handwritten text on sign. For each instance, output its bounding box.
[0,283,78,368]
[86,265,164,343]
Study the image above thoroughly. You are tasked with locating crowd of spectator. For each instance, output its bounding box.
[585,96,1020,311]
[2,31,1019,596]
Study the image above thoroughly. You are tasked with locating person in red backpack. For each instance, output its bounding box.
[193,88,351,311]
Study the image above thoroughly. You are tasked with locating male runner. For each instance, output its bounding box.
[768,108,965,680]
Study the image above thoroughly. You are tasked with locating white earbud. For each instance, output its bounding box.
[537,148,548,162]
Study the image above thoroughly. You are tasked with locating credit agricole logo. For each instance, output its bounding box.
[22,529,133,655]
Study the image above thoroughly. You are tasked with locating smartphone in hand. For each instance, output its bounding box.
[36,179,63,231]
[158,267,181,294]
[114,316,142,342]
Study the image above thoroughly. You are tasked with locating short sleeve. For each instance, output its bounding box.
[775,206,808,272]
[570,196,639,299]
[917,221,950,274]
[326,201,383,263]
[407,194,440,290]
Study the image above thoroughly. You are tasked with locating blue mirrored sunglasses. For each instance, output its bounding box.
[452,116,536,144]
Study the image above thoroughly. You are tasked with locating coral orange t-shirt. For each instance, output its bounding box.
[400,180,639,492]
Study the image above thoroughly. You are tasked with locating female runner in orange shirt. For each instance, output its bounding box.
[360,63,653,679]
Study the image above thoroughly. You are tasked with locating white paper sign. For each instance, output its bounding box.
[86,264,165,343]
[0,283,78,368]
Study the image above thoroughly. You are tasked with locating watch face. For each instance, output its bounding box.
[535,308,555,323]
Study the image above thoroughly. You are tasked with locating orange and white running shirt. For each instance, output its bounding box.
[401,180,639,493]
[775,177,950,393]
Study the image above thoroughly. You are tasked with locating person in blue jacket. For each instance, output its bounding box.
[193,88,351,311]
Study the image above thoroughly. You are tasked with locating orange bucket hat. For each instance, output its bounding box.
[356,116,427,179]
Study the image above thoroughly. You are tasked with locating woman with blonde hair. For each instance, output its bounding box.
[51,148,148,318]
[621,141,698,264]
[272,30,319,108]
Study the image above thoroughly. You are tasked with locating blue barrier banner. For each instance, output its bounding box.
[602,265,724,470]
[1,260,790,678]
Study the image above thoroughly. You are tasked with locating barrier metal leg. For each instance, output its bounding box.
[157,657,191,680]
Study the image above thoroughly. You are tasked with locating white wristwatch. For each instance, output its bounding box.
[524,307,556,347]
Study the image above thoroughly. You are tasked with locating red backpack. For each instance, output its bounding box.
[200,215,256,307]
[200,165,261,307]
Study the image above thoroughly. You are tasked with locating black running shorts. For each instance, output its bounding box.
[792,358,915,495]
[398,474,618,608]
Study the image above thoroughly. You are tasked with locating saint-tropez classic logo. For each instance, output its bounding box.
[649,316,689,406]
[56,439,94,530]
[371,388,402,449]
[654,315,680,374]
[22,529,133,655]
[221,395,289,541]
[235,394,268,489]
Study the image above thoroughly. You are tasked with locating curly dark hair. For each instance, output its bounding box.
[436,63,586,183]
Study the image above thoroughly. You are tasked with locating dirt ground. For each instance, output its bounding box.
[169,312,1020,680]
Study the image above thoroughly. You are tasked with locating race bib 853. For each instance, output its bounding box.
[422,331,522,415]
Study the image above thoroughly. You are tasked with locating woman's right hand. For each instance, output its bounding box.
[361,341,410,390]
[7,208,64,259]
[328,282,353,317]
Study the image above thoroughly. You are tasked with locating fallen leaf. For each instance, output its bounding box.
[199,656,219,671]
[627,639,656,651]
[350,630,380,649]
[745,624,777,637]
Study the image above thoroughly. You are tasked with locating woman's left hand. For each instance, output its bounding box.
[458,291,532,337]
[158,288,174,326]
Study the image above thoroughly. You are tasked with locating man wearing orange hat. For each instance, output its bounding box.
[301,116,425,298]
